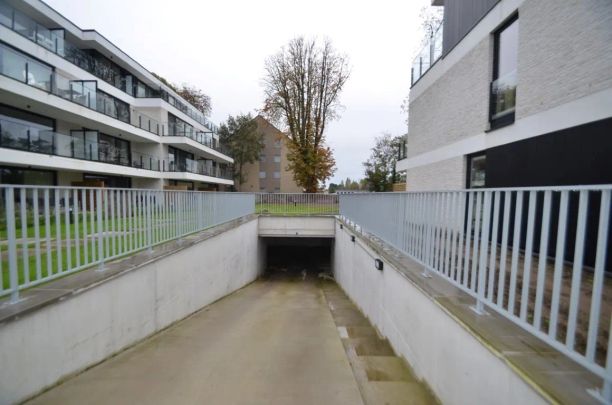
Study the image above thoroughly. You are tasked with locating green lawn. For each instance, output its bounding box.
[256,203,338,215]
[0,212,203,294]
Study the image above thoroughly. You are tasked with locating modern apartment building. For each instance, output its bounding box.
[0,0,233,191]
[397,0,612,191]
[238,116,302,193]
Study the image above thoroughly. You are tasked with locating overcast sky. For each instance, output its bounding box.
[45,0,431,184]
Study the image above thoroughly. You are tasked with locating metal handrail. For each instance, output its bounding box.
[0,186,254,302]
[339,185,612,396]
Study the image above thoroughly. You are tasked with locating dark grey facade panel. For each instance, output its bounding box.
[442,0,500,56]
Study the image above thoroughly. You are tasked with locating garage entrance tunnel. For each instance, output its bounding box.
[261,237,333,280]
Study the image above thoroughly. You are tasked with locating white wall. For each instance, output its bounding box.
[333,221,547,405]
[258,216,336,237]
[0,218,261,405]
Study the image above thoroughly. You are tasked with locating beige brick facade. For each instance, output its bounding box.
[237,116,302,193]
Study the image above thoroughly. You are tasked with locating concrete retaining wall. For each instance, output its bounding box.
[0,217,262,405]
[258,216,335,238]
[333,220,547,405]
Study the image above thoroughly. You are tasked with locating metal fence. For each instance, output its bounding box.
[256,193,339,216]
[340,185,611,396]
[0,185,254,302]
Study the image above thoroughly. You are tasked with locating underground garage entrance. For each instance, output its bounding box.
[261,237,333,280]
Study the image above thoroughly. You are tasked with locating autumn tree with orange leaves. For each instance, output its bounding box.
[262,37,350,192]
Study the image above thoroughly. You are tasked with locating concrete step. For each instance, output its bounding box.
[321,282,438,405]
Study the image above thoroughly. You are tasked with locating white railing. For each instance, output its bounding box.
[256,193,338,216]
[0,186,254,302]
[340,185,612,398]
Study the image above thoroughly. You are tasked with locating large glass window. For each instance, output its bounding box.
[168,146,194,172]
[0,43,53,91]
[0,166,55,185]
[71,130,99,161]
[83,173,131,188]
[490,16,518,128]
[98,133,130,166]
[0,105,55,154]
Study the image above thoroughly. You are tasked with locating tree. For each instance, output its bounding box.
[363,133,403,192]
[151,73,212,116]
[419,5,443,42]
[218,114,264,187]
[262,37,350,192]
[177,85,212,117]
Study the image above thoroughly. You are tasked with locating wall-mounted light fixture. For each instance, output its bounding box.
[351,235,355,242]
[374,259,384,271]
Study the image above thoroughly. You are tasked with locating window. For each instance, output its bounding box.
[273,171,280,179]
[0,166,55,185]
[168,146,194,172]
[273,139,281,148]
[467,154,486,188]
[273,155,281,163]
[259,171,266,179]
[98,133,130,166]
[490,16,518,129]
[70,130,98,161]
[83,173,131,188]
[0,104,54,154]
[0,42,53,91]
[259,154,266,162]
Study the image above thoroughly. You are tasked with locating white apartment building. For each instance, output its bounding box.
[398,0,612,191]
[0,0,234,190]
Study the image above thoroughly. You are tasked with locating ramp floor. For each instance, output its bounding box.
[26,269,435,405]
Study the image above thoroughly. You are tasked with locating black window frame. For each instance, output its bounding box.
[489,14,518,130]
[466,152,487,189]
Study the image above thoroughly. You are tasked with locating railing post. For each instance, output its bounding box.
[6,187,20,303]
[147,191,153,253]
[473,191,491,315]
[96,189,105,271]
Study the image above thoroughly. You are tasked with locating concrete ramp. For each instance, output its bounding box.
[26,275,365,405]
[258,216,336,238]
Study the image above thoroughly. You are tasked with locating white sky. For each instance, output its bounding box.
[45,0,430,184]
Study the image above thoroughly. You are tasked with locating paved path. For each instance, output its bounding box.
[27,273,363,405]
[27,271,436,405]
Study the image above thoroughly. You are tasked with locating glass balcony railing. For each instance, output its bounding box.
[162,157,233,180]
[0,117,159,170]
[397,139,407,160]
[0,41,161,135]
[490,70,517,122]
[411,22,443,85]
[166,124,231,157]
[131,151,160,171]
[0,1,216,135]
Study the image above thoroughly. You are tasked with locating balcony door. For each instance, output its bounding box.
[71,130,99,160]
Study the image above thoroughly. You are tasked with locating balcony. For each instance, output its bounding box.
[411,21,443,86]
[165,123,232,158]
[0,42,162,136]
[0,117,160,171]
[0,2,215,135]
[162,156,233,181]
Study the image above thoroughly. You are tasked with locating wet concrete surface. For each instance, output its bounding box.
[322,283,438,405]
[25,267,435,405]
